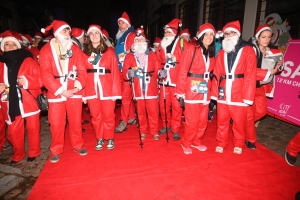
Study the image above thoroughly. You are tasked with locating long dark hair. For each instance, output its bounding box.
[196,33,215,58]
[83,35,108,56]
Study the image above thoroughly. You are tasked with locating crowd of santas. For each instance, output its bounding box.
[0,11,299,167]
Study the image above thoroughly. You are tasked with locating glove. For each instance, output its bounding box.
[127,69,134,78]
[159,69,167,78]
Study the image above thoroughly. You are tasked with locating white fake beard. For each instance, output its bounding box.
[56,33,73,50]
[222,35,239,53]
[116,29,125,40]
[160,36,175,49]
[131,42,148,54]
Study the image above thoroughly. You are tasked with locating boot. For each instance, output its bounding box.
[115,120,127,133]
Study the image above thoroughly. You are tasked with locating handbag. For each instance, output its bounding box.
[27,90,48,112]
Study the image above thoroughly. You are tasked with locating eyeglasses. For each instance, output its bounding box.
[89,32,101,36]
[223,31,236,38]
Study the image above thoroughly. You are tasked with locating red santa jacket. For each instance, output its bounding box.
[39,41,87,102]
[83,47,121,100]
[122,50,159,100]
[177,45,215,105]
[156,36,189,86]
[0,58,42,124]
[211,45,257,106]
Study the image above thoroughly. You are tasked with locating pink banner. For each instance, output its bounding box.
[267,40,300,126]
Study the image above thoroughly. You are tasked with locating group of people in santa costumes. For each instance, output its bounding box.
[2,10,300,164]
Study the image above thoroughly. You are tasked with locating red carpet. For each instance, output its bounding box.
[28,109,300,200]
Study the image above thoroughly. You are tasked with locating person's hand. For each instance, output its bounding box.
[61,90,74,98]
[159,69,167,78]
[18,77,26,86]
[0,83,6,93]
[82,99,87,104]
[70,88,79,94]
[127,69,134,78]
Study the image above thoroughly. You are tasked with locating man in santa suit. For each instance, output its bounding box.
[101,29,114,48]
[245,24,284,150]
[157,18,189,140]
[122,28,160,140]
[179,29,191,42]
[211,21,256,154]
[286,132,300,166]
[152,37,161,52]
[39,20,87,163]
[115,12,137,133]
[32,32,43,49]
[71,27,85,50]
[21,34,40,61]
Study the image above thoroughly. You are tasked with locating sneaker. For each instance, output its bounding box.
[74,148,88,156]
[191,144,207,152]
[50,154,60,163]
[128,118,137,125]
[233,147,242,154]
[3,142,12,151]
[208,111,214,122]
[107,139,114,150]
[158,127,171,135]
[181,145,192,155]
[115,120,127,133]
[141,134,146,140]
[95,139,104,150]
[285,151,297,166]
[215,146,224,153]
[153,134,160,140]
[245,141,256,150]
[172,132,180,140]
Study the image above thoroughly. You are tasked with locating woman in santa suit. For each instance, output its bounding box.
[0,30,42,164]
[245,24,284,150]
[83,24,121,150]
[176,23,216,154]
[122,28,160,140]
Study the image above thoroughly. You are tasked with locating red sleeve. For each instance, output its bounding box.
[211,51,223,100]
[21,58,43,90]
[122,52,133,81]
[108,48,121,97]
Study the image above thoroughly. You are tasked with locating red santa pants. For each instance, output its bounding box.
[159,86,182,132]
[0,111,6,152]
[245,87,267,142]
[182,103,208,148]
[88,98,115,140]
[287,132,300,157]
[216,103,247,148]
[120,74,135,123]
[136,98,159,136]
[48,98,84,156]
[8,114,40,162]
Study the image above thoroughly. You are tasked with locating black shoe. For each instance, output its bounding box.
[10,160,18,165]
[82,120,89,124]
[27,157,36,162]
[82,128,86,133]
[245,141,256,150]
[172,132,180,140]
[84,109,90,114]
[285,151,297,166]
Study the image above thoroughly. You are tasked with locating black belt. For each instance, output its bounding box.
[87,69,111,73]
[219,74,244,85]
[187,72,216,81]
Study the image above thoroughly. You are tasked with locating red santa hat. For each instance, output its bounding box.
[222,20,241,37]
[41,20,71,37]
[135,27,146,40]
[21,34,33,44]
[118,12,131,27]
[153,37,162,45]
[0,30,22,51]
[101,29,109,39]
[87,24,103,36]
[34,32,43,39]
[164,19,182,35]
[71,28,84,39]
[255,24,272,39]
[180,29,191,37]
[43,34,54,42]
[196,23,216,39]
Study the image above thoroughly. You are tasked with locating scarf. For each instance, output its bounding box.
[0,49,32,122]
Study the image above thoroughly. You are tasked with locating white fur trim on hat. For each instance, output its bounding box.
[1,36,21,51]
[223,27,240,37]
[197,28,215,39]
[54,24,71,36]
[87,26,103,37]
[215,31,223,38]
[118,18,131,27]
[255,27,272,39]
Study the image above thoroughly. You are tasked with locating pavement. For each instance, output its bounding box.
[0,112,299,199]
